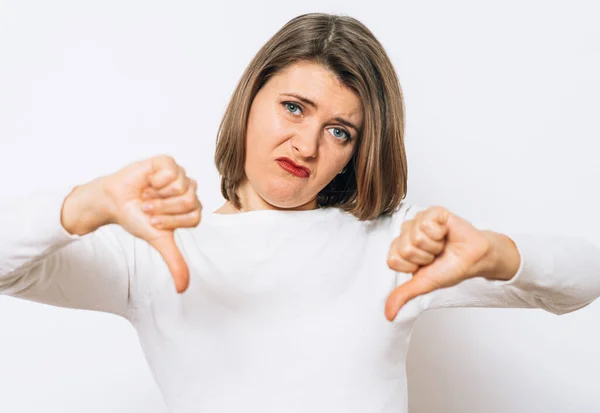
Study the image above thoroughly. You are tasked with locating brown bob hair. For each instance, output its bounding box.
[214,13,407,221]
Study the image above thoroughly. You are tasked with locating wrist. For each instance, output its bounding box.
[61,177,116,236]
[477,231,521,281]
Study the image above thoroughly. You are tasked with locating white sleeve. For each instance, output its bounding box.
[396,205,600,316]
[0,187,134,319]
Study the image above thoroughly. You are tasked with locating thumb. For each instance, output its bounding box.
[385,274,435,321]
[148,233,190,293]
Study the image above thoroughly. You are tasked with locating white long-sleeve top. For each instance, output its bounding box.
[2,187,600,413]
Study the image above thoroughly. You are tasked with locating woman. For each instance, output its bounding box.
[2,12,599,413]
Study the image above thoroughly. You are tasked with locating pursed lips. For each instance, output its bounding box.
[276,157,311,178]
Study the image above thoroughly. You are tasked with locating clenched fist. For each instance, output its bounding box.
[62,155,202,293]
[384,206,497,321]
[107,155,202,293]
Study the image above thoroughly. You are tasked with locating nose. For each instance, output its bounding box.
[290,126,319,159]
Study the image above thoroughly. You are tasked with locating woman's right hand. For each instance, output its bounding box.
[62,155,202,293]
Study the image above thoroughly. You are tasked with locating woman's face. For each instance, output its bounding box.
[237,61,363,211]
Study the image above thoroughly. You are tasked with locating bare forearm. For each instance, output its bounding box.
[60,177,116,236]
[478,230,522,281]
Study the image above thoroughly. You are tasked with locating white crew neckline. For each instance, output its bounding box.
[204,206,339,221]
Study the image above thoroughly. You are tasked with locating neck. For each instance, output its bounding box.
[215,178,318,214]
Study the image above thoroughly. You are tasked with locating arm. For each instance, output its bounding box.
[0,184,133,318]
[421,230,600,315]
[1,154,204,317]
[387,204,600,318]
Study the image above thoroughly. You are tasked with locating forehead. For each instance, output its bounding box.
[267,61,363,121]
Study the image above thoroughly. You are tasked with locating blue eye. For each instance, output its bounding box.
[327,127,352,142]
[284,102,302,115]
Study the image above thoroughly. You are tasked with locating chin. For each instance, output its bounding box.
[259,181,311,209]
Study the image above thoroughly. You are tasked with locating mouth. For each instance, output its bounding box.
[276,157,311,178]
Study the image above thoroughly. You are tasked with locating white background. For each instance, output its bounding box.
[1,1,599,412]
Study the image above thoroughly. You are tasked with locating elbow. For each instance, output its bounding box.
[545,297,598,316]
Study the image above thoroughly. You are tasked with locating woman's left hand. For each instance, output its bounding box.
[384,206,506,321]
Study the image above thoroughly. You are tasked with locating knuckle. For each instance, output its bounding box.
[183,195,196,209]
[399,243,414,258]
[387,253,402,268]
[172,180,185,193]
[419,219,433,231]
[412,230,427,247]
[190,210,201,225]
[162,168,177,182]
[429,205,450,220]
[386,256,397,268]
[162,154,176,164]
[152,155,178,179]
[157,154,175,166]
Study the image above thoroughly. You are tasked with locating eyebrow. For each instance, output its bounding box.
[279,92,361,133]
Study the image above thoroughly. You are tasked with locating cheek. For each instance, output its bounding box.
[246,107,286,148]
[245,115,284,172]
[309,152,351,189]
[323,146,354,172]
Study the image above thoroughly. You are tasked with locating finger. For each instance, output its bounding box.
[388,236,435,267]
[143,185,201,215]
[411,221,446,255]
[420,207,451,241]
[387,249,419,273]
[149,167,178,190]
[156,168,190,198]
[149,156,181,190]
[150,209,202,230]
[147,233,190,293]
[384,276,436,321]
